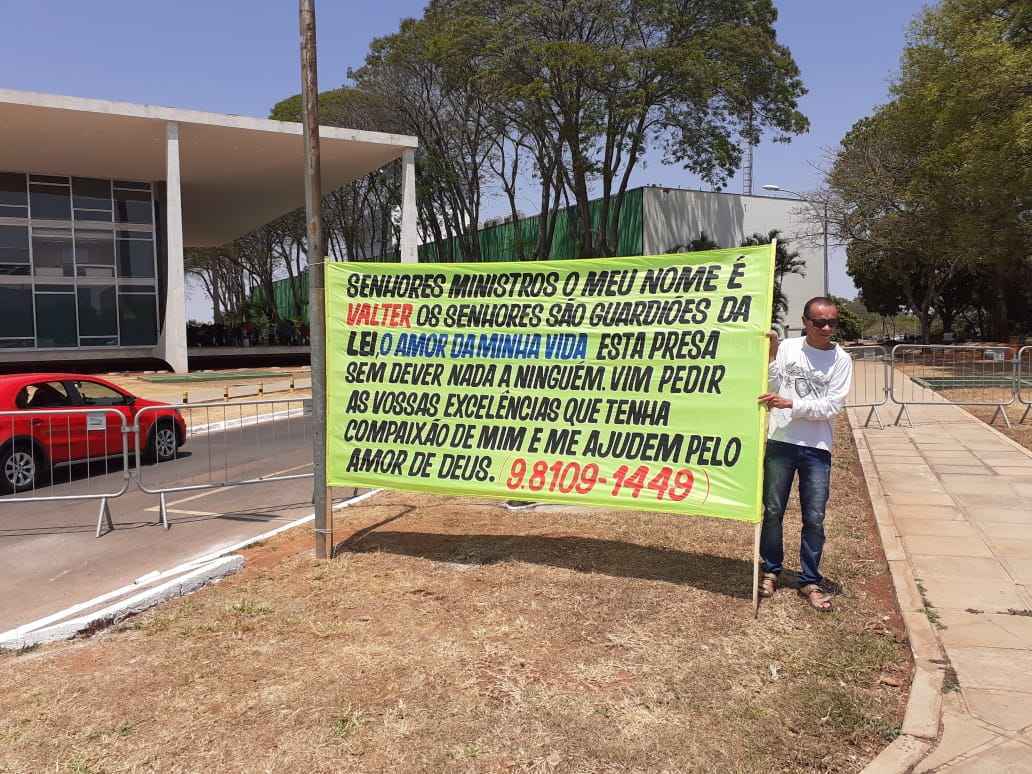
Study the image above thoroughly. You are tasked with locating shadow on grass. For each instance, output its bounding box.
[340,528,754,600]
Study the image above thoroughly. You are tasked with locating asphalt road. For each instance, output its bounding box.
[0,416,334,632]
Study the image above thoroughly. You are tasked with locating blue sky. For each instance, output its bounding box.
[1,1,928,315]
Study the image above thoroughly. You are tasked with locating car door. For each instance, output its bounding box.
[19,381,81,463]
[68,379,132,457]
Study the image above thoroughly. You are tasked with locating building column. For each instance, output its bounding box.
[158,121,188,373]
[399,149,418,263]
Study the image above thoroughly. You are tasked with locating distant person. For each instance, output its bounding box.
[757,297,853,611]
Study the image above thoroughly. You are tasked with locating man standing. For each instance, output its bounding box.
[757,297,853,611]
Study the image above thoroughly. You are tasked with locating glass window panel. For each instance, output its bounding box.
[0,172,28,217]
[72,178,112,212]
[30,183,72,220]
[35,292,77,347]
[78,335,118,346]
[113,180,150,191]
[73,210,113,223]
[117,283,155,292]
[35,284,75,293]
[117,236,155,278]
[32,229,74,277]
[76,285,117,336]
[113,188,152,224]
[0,339,34,349]
[22,381,72,408]
[73,379,128,405]
[0,225,30,264]
[75,229,115,275]
[30,175,69,184]
[117,293,157,345]
[0,285,34,338]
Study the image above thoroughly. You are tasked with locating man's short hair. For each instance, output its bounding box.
[803,296,837,319]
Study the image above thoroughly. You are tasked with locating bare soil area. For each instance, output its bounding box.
[0,416,909,773]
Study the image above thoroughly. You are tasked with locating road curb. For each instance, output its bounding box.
[848,413,944,773]
[0,554,244,650]
[0,488,383,649]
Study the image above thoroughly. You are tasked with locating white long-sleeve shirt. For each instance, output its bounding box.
[767,336,853,451]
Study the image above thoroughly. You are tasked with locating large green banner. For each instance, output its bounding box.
[326,245,775,522]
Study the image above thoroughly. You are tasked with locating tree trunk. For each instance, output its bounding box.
[918,309,932,344]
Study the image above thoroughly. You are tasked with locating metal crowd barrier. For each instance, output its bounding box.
[132,398,313,527]
[890,344,1017,427]
[0,407,131,536]
[1018,346,1032,425]
[843,345,889,428]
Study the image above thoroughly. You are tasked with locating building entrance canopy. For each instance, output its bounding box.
[0,89,418,372]
[0,89,417,247]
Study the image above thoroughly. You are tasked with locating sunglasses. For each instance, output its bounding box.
[806,317,839,329]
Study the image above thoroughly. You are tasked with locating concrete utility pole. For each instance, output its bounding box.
[300,0,331,559]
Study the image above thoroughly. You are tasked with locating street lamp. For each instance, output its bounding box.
[761,184,829,297]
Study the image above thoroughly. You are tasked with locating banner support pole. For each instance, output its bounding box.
[752,521,761,618]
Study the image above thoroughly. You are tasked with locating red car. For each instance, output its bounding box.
[0,373,187,494]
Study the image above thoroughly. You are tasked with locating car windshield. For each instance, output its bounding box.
[74,380,128,406]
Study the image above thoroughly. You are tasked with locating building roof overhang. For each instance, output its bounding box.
[0,89,417,246]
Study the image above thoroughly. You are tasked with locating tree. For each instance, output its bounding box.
[741,229,805,324]
[664,231,720,254]
[442,0,809,258]
[824,0,1031,341]
[828,295,863,341]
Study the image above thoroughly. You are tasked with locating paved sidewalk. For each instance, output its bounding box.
[849,374,1032,772]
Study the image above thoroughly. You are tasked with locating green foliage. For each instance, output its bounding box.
[830,0,1032,341]
[829,295,864,341]
[741,230,805,324]
[664,231,720,254]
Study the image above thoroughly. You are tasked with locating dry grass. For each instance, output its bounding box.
[0,416,909,774]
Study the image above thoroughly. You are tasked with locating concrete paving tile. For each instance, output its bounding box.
[941,475,1009,495]
[979,455,1032,466]
[980,523,1032,540]
[903,535,994,557]
[955,492,1025,510]
[911,556,1013,582]
[879,465,939,478]
[896,519,981,538]
[1001,559,1032,585]
[886,492,959,507]
[933,465,995,476]
[991,466,1032,478]
[985,536,1032,560]
[965,689,1032,732]
[949,647,1032,692]
[963,505,1032,524]
[914,703,1001,773]
[987,611,1032,641]
[940,738,1032,773]
[919,577,1027,611]
[891,504,966,520]
[935,609,1032,649]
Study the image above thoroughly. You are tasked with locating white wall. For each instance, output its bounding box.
[642,187,826,336]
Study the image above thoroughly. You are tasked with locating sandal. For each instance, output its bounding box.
[759,572,778,598]
[799,584,833,612]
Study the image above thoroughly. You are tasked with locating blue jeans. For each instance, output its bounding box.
[761,439,831,587]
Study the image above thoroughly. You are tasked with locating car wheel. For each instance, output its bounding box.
[147,422,179,464]
[1,446,43,494]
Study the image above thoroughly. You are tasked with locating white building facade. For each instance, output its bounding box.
[0,90,418,373]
